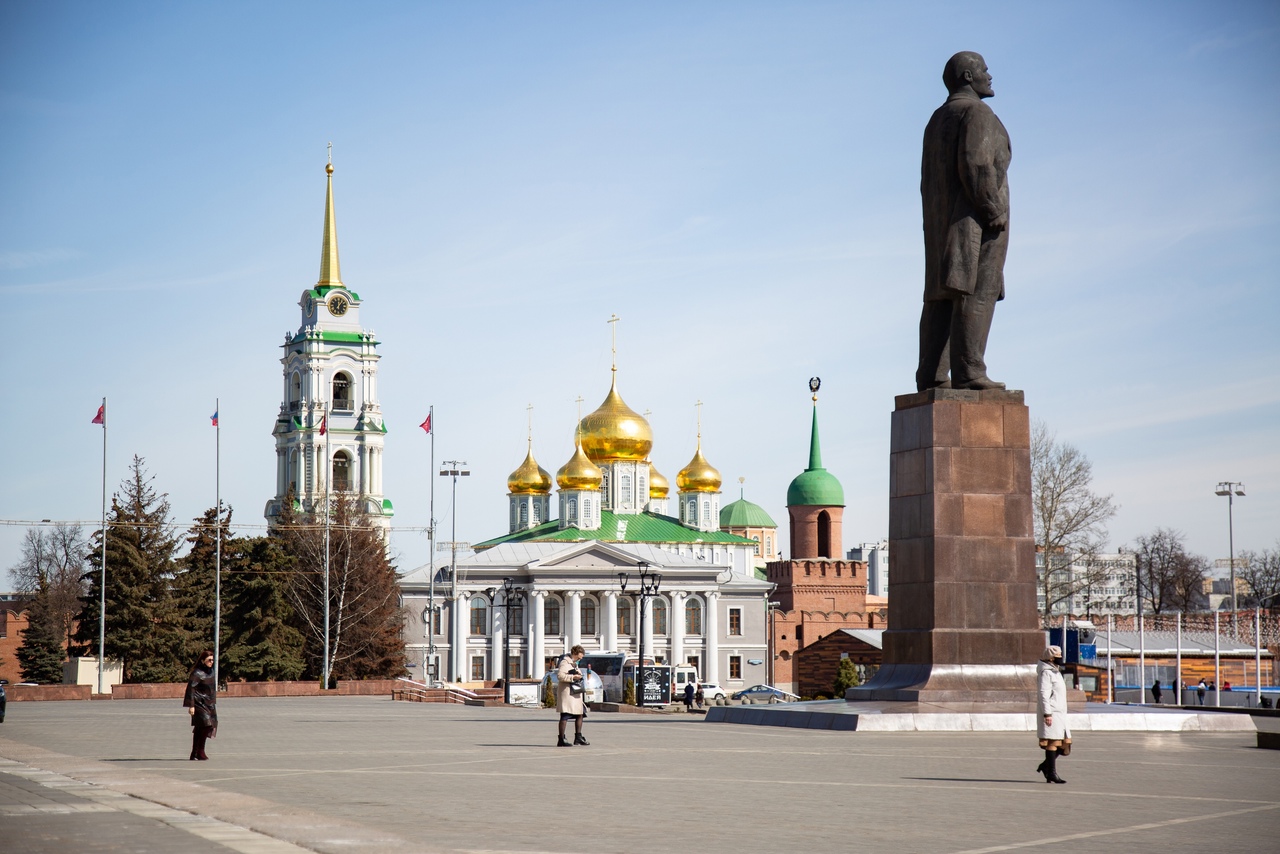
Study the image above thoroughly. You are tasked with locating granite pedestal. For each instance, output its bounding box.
[849,388,1055,706]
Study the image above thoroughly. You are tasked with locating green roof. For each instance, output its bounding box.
[787,405,844,506]
[474,510,757,550]
[307,285,362,301]
[720,497,777,528]
[381,498,394,517]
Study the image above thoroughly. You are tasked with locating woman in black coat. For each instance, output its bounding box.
[182,649,218,760]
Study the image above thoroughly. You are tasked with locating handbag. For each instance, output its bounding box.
[570,681,586,696]
[1059,736,1072,756]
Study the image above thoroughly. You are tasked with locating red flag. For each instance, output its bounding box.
[419,413,432,434]
[91,404,105,425]
[319,415,327,435]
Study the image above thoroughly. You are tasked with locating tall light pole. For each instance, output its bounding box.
[767,599,781,688]
[619,561,661,707]
[439,461,469,681]
[1215,482,1245,638]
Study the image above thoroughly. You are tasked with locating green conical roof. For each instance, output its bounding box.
[720,496,778,528]
[786,404,844,506]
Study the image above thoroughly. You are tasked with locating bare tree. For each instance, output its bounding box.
[1133,528,1209,613]
[10,524,87,649]
[1236,542,1280,609]
[1031,421,1118,617]
[275,494,405,682]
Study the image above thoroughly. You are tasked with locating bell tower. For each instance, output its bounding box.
[265,153,392,533]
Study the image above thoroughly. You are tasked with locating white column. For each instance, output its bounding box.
[671,592,685,669]
[531,592,545,678]
[604,591,618,651]
[568,591,582,650]
[706,591,720,683]
[453,593,468,683]
[642,596,655,662]
[491,597,503,684]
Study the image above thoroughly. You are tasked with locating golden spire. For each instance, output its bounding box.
[317,143,343,287]
[677,400,722,493]
[557,405,603,492]
[508,404,552,494]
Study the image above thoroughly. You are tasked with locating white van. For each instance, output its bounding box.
[672,664,700,700]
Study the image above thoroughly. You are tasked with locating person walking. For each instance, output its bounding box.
[1151,677,1163,704]
[683,680,695,712]
[1197,678,1207,705]
[694,683,705,710]
[1035,646,1070,784]
[182,649,218,761]
[556,645,588,747]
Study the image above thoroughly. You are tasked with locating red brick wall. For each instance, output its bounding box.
[6,684,92,702]
[0,606,32,685]
[794,630,883,698]
[788,505,844,559]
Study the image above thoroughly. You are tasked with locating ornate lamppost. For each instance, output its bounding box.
[1215,482,1245,638]
[619,561,661,706]
[485,577,524,705]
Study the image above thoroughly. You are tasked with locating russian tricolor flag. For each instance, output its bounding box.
[210,410,219,427]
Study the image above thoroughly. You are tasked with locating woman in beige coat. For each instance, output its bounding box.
[1036,645,1069,784]
[556,645,588,747]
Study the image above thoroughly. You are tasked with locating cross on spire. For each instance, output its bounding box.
[526,403,534,447]
[607,313,620,372]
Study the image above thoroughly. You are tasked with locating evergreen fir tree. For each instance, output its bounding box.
[832,657,861,696]
[221,536,306,681]
[17,588,68,684]
[173,505,232,664]
[74,456,186,682]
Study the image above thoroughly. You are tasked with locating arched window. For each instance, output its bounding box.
[332,372,353,411]
[686,499,696,522]
[332,451,351,492]
[519,504,529,526]
[618,598,633,636]
[581,598,597,635]
[289,372,302,410]
[685,599,702,635]
[818,510,832,558]
[583,498,592,527]
[766,536,773,557]
[545,599,561,635]
[531,502,540,524]
[653,599,668,635]
[470,599,488,635]
[703,500,710,522]
[621,474,631,500]
[511,601,525,636]
[567,497,578,522]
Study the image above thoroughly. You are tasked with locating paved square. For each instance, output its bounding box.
[0,696,1276,854]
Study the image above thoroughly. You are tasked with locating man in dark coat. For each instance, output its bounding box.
[917,51,1011,392]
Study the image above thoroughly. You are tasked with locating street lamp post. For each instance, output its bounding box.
[1215,481,1245,638]
[439,461,470,681]
[619,561,661,707]
[486,577,524,705]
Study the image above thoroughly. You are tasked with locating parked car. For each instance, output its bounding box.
[732,684,800,703]
[0,678,7,722]
[696,682,728,702]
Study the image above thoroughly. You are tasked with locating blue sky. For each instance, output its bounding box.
[2,1,1277,587]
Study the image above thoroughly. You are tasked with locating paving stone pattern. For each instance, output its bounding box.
[1,696,1278,854]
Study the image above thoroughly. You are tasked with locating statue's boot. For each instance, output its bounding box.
[953,376,1005,390]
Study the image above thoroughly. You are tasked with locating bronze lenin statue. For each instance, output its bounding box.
[917,51,1011,391]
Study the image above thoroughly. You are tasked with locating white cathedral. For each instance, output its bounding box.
[263,160,392,531]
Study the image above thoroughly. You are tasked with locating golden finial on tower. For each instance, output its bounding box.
[326,141,334,175]
[695,399,704,443]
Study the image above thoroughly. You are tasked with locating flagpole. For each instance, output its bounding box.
[98,396,107,695]
[213,398,222,689]
[323,405,331,690]
[427,405,436,684]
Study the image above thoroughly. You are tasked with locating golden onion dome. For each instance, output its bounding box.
[507,443,552,495]
[556,438,603,491]
[677,442,722,493]
[648,462,669,498]
[578,373,653,462]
